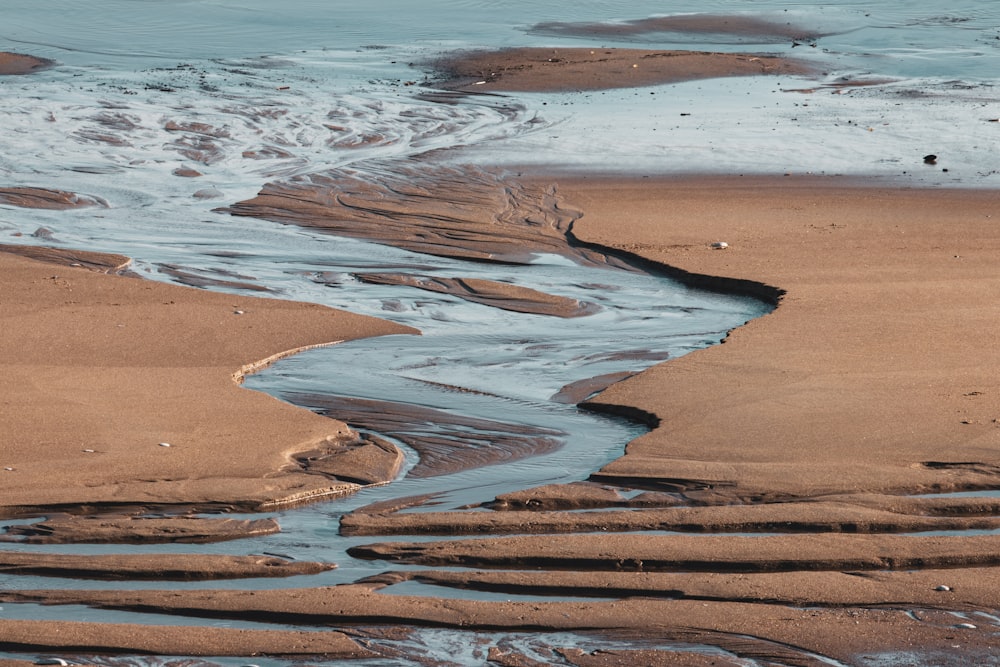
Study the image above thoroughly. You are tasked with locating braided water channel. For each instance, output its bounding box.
[17,0,1000,660]
[0,48,775,665]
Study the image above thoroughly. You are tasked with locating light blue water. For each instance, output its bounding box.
[2,2,998,664]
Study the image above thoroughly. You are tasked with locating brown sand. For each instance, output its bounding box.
[9,582,1000,663]
[432,47,814,92]
[349,532,1000,572]
[354,273,599,317]
[296,394,563,478]
[222,164,624,267]
[7,176,1000,661]
[0,619,373,658]
[340,500,1000,537]
[559,176,1000,500]
[0,514,281,544]
[0,187,107,210]
[4,48,1000,660]
[0,243,416,513]
[0,551,332,580]
[0,52,54,75]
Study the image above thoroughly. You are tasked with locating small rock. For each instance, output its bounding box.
[158,442,172,448]
[234,309,244,315]
[923,154,938,165]
[711,241,729,249]
[3,467,14,472]
[955,622,977,630]
[82,449,95,453]
[35,660,70,666]
[935,585,952,592]
[192,187,224,200]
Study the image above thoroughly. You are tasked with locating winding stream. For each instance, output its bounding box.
[3,1,1000,663]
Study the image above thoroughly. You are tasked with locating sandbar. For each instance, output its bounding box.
[4,32,1000,663]
[432,47,814,92]
[0,52,54,75]
[0,243,416,513]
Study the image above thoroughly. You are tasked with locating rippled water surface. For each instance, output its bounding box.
[2,1,999,664]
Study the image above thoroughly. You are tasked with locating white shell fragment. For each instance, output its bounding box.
[955,622,977,629]
[710,241,729,249]
[935,585,952,591]
[158,442,172,447]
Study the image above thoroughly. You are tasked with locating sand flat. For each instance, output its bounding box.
[555,176,1000,499]
[433,47,814,92]
[0,244,416,512]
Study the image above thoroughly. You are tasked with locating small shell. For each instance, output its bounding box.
[158,442,172,448]
[35,660,70,666]
[935,585,952,592]
[711,241,729,249]
[955,622,977,630]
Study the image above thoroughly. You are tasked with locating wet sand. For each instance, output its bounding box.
[0,243,416,513]
[4,45,1000,664]
[432,47,814,92]
[562,176,1000,500]
[7,177,1000,663]
[0,52,54,75]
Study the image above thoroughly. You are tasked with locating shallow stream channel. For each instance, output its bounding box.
[0,39,770,666]
[7,0,999,662]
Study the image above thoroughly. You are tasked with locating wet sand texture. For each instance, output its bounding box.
[0,187,107,209]
[222,164,627,267]
[561,177,1000,500]
[0,619,372,658]
[0,551,332,580]
[0,515,281,544]
[432,47,814,92]
[0,244,416,513]
[354,272,599,317]
[340,499,1000,536]
[290,394,563,477]
[349,533,1000,572]
[12,581,1000,663]
[0,52,54,75]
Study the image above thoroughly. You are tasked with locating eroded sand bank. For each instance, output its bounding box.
[7,176,1000,663]
[4,41,1000,664]
[0,243,416,513]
